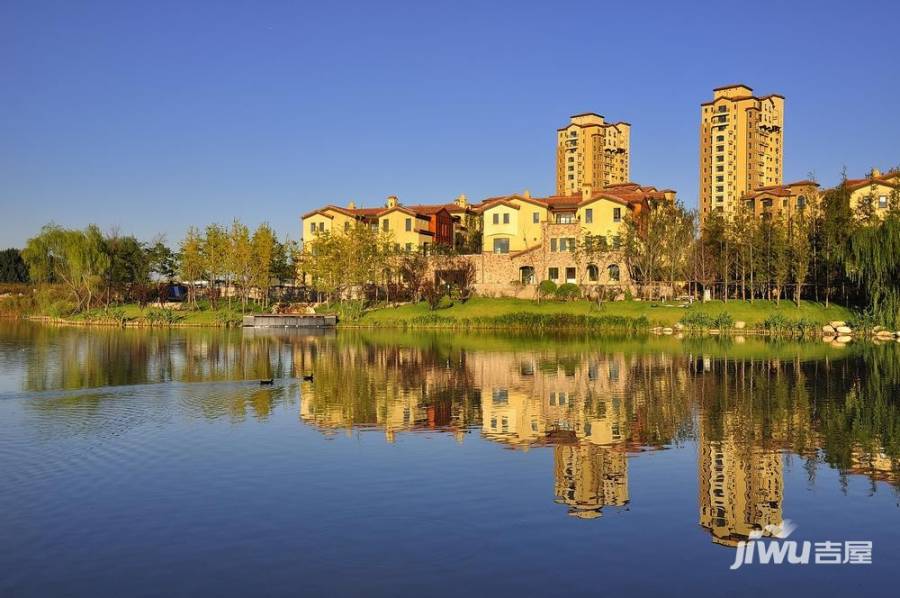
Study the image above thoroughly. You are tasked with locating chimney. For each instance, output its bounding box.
[581,185,592,201]
[455,194,468,208]
[871,168,882,178]
[347,201,356,210]
[386,195,399,208]
[522,189,531,198]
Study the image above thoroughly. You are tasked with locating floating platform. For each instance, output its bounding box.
[242,314,337,328]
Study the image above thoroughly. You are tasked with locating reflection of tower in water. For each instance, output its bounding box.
[554,443,629,519]
[698,429,783,546]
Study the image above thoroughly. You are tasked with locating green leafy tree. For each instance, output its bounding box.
[0,248,29,283]
[178,227,205,307]
[22,224,110,311]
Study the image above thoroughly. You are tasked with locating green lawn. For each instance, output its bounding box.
[356,297,853,327]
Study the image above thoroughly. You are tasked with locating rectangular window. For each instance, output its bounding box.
[493,238,509,254]
[344,222,350,232]
[492,213,499,225]
[565,267,576,283]
[318,222,325,232]
[310,222,316,233]
[405,218,412,231]
[382,220,389,231]
[556,213,575,224]
[585,208,593,223]
[502,213,510,224]
[613,208,621,222]
[405,243,412,252]
[550,238,558,252]
[879,195,888,208]
[548,267,559,281]
[533,212,539,223]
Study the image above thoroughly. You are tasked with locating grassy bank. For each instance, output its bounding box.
[353,297,854,332]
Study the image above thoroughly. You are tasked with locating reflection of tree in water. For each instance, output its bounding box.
[298,335,480,440]
[9,323,900,525]
[692,344,900,545]
[14,324,300,391]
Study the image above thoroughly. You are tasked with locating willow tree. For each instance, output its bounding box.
[846,214,900,328]
[22,224,110,311]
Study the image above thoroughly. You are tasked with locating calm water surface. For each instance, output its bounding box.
[0,322,898,596]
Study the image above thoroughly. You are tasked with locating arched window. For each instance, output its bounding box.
[587,264,599,282]
[608,264,620,282]
[519,266,535,284]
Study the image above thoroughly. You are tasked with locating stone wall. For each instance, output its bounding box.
[430,222,635,298]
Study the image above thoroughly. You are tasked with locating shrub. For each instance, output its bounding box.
[213,309,241,327]
[537,280,558,300]
[713,311,734,329]
[436,295,454,310]
[848,310,878,333]
[333,300,365,322]
[680,311,714,330]
[555,283,581,301]
[147,308,185,326]
[761,313,790,333]
[421,281,443,311]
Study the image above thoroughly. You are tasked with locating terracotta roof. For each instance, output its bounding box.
[845,171,900,191]
[713,83,753,92]
[405,204,452,215]
[476,182,674,212]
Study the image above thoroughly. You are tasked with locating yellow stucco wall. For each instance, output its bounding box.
[302,209,357,240]
[577,198,627,239]
[481,199,549,252]
[850,182,897,217]
[377,209,433,249]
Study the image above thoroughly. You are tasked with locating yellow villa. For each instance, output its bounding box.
[466,182,675,295]
[301,194,468,253]
[741,180,821,219]
[845,168,900,218]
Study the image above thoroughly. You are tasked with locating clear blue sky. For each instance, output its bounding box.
[2,0,898,248]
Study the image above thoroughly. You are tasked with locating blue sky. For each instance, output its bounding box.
[2,0,898,248]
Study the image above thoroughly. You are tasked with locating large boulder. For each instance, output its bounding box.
[830,321,846,328]
[822,325,836,334]
[734,321,746,330]
[836,326,852,335]
[835,335,852,343]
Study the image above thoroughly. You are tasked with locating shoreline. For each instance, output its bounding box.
[7,313,898,343]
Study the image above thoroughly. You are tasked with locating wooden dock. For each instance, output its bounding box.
[242,314,337,328]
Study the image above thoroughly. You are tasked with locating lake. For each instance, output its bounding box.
[0,321,897,596]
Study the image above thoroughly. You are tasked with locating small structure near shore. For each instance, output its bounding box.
[242,314,336,328]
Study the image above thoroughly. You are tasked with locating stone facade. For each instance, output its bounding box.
[435,222,634,298]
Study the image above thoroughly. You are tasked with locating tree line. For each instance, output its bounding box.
[19,220,297,313]
[621,177,900,327]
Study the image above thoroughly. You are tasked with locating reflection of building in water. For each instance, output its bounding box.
[478,352,630,448]
[475,351,632,518]
[698,417,783,546]
[554,443,629,519]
